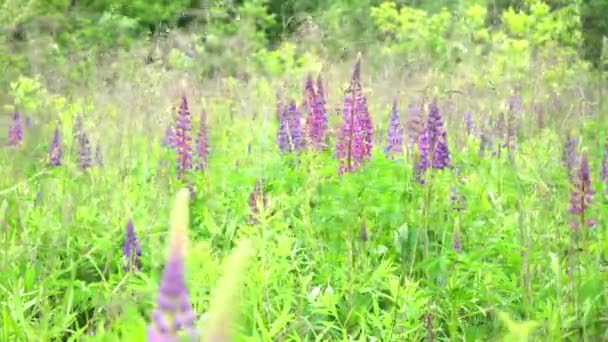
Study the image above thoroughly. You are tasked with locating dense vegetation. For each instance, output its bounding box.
[1,0,607,341]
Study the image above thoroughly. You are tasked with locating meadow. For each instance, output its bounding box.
[1,1,608,341]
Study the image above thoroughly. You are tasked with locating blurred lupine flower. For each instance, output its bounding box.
[277,105,291,153]
[568,153,595,229]
[148,189,197,342]
[336,54,373,174]
[464,112,473,136]
[24,115,32,128]
[95,144,103,167]
[315,74,328,146]
[195,111,209,170]
[384,99,403,159]
[248,179,267,224]
[287,100,304,152]
[562,134,578,180]
[122,219,142,271]
[406,101,424,149]
[78,131,92,169]
[602,142,608,194]
[305,74,328,150]
[359,224,368,242]
[162,125,176,148]
[175,96,193,180]
[48,125,62,166]
[7,112,23,146]
[416,100,452,179]
[35,191,43,207]
[452,228,462,253]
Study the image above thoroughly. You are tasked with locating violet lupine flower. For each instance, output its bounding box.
[336,55,373,174]
[78,131,92,169]
[95,144,103,167]
[277,105,291,153]
[384,99,403,159]
[287,101,304,152]
[122,219,142,271]
[534,103,545,131]
[7,112,23,146]
[416,100,452,177]
[562,134,578,181]
[568,153,595,229]
[175,96,193,180]
[195,111,209,170]
[602,142,608,194]
[147,239,197,341]
[464,112,473,136]
[315,74,328,147]
[48,125,61,166]
[406,102,424,149]
[305,74,328,150]
[162,125,176,148]
[248,179,267,224]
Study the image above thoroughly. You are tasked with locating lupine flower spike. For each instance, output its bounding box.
[287,101,303,152]
[384,99,403,159]
[8,111,23,146]
[122,219,142,271]
[336,53,373,174]
[195,110,209,170]
[175,96,193,180]
[48,125,62,166]
[277,105,290,153]
[406,101,424,149]
[79,131,92,169]
[162,125,176,148]
[147,189,197,341]
[562,134,578,181]
[416,100,452,180]
[568,152,595,229]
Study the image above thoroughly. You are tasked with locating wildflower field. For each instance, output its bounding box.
[1,0,608,341]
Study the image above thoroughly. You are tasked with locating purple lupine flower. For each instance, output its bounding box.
[433,130,452,169]
[79,131,92,169]
[147,238,197,341]
[416,100,452,177]
[562,134,578,181]
[287,100,304,152]
[358,96,373,161]
[162,125,176,148]
[602,142,608,194]
[315,74,328,148]
[95,144,103,167]
[195,111,209,170]
[48,125,62,166]
[479,116,493,157]
[336,55,373,174]
[568,153,595,229]
[122,219,142,271]
[406,101,424,149]
[277,105,290,153]
[7,112,23,146]
[248,179,267,224]
[385,99,403,159]
[175,96,193,180]
[305,74,328,150]
[464,112,473,136]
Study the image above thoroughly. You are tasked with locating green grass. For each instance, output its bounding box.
[0,59,607,342]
